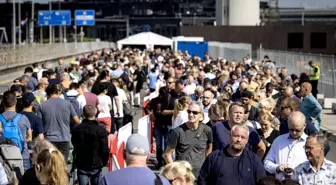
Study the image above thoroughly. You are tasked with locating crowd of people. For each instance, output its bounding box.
[0,47,334,185]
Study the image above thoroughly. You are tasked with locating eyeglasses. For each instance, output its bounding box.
[187,110,200,115]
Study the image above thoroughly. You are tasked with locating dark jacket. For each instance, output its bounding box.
[71,119,109,170]
[197,146,266,185]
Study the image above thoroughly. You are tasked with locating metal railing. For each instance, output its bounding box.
[0,42,116,71]
[208,42,252,61]
[258,49,336,98]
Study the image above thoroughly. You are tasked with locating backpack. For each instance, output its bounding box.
[0,144,24,183]
[0,114,24,152]
[65,95,81,118]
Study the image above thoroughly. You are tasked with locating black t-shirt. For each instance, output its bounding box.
[21,111,44,139]
[248,106,259,121]
[146,97,165,128]
[16,97,24,113]
[48,78,60,86]
[19,167,40,185]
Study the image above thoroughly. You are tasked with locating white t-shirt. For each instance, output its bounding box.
[184,83,196,95]
[98,94,112,118]
[172,111,189,129]
[113,88,127,118]
[203,107,210,124]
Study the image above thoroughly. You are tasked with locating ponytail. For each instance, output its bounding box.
[36,148,68,185]
[173,96,192,120]
[173,99,181,120]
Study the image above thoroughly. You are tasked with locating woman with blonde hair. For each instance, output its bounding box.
[161,161,195,185]
[172,96,192,129]
[35,148,68,185]
[258,98,280,131]
[19,139,57,185]
[258,113,280,159]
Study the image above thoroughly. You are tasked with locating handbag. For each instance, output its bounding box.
[123,100,133,116]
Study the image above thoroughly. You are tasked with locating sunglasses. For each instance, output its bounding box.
[187,110,200,115]
[167,82,174,84]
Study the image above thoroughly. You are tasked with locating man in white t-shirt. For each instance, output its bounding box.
[112,79,128,131]
[184,75,197,95]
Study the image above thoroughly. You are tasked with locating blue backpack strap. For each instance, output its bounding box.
[0,114,7,126]
[12,114,23,125]
[11,114,24,144]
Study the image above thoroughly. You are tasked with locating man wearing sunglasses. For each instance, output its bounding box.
[264,111,308,180]
[165,101,213,179]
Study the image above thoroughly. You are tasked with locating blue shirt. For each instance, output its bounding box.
[212,121,261,152]
[100,167,170,185]
[28,76,38,91]
[148,72,158,89]
[111,69,124,78]
[198,146,266,185]
[300,93,322,125]
[21,111,44,139]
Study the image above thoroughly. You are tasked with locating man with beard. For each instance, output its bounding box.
[212,102,265,158]
[202,90,214,125]
[198,124,266,185]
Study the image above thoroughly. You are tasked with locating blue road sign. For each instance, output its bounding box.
[38,10,71,26]
[75,10,95,26]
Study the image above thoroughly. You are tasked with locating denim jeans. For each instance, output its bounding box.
[77,168,102,185]
[23,159,31,171]
[153,127,168,167]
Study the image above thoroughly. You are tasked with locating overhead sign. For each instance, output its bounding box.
[38,10,71,26]
[75,10,95,26]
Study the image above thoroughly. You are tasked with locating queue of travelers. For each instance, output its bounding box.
[0,47,334,185]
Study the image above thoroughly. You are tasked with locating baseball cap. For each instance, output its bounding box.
[126,134,149,156]
[22,92,35,103]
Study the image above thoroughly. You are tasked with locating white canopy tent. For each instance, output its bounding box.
[117,32,173,50]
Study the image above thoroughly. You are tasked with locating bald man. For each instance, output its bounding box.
[299,82,322,131]
[264,111,308,180]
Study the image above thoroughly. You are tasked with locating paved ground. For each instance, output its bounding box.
[320,110,336,141]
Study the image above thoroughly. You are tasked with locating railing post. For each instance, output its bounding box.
[332,55,335,98]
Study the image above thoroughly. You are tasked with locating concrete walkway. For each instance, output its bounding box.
[321,109,336,142]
